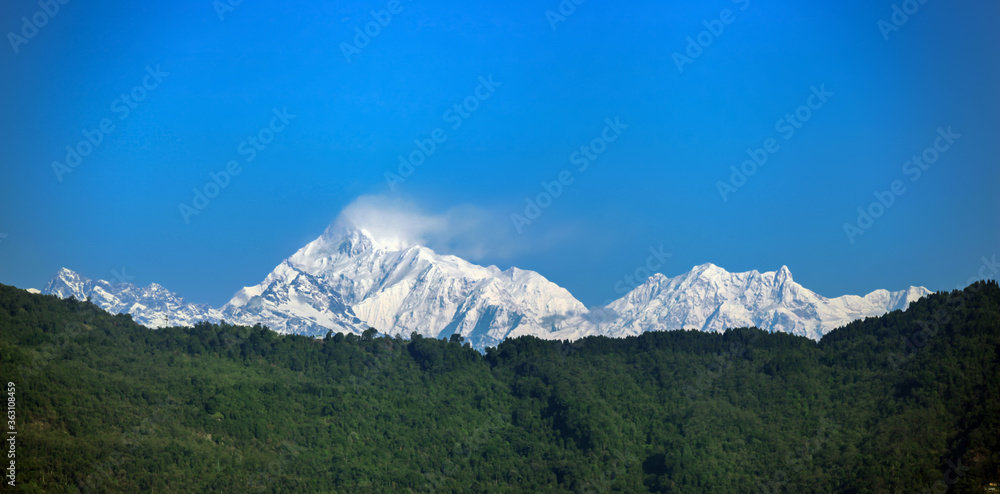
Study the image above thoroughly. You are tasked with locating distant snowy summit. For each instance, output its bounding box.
[43,267,223,328]
[552,263,929,341]
[42,220,930,349]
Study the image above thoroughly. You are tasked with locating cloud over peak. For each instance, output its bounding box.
[332,195,515,261]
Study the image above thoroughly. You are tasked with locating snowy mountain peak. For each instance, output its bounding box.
[50,267,85,289]
[39,234,931,350]
[691,262,727,277]
[42,268,222,328]
[647,272,670,283]
[776,265,793,281]
[291,223,376,265]
[320,212,422,253]
[575,263,928,341]
[216,223,586,348]
[57,266,78,277]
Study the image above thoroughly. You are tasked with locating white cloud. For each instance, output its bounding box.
[333,195,520,261]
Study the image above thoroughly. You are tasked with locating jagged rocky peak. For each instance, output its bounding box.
[776,265,793,281]
[591,263,930,341]
[41,268,222,328]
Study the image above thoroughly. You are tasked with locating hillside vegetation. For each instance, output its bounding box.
[0,281,998,492]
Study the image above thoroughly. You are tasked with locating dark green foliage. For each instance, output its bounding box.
[0,281,998,492]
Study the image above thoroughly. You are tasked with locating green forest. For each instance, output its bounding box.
[0,281,998,493]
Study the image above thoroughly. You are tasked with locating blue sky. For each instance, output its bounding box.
[1,0,997,307]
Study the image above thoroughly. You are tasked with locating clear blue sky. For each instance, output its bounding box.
[1,0,998,307]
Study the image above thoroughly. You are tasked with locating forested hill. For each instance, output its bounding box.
[0,281,998,493]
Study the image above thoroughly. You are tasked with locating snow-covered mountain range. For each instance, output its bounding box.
[41,220,931,349]
[550,264,928,341]
[43,267,223,328]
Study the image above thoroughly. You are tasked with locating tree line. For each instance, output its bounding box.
[0,281,997,492]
